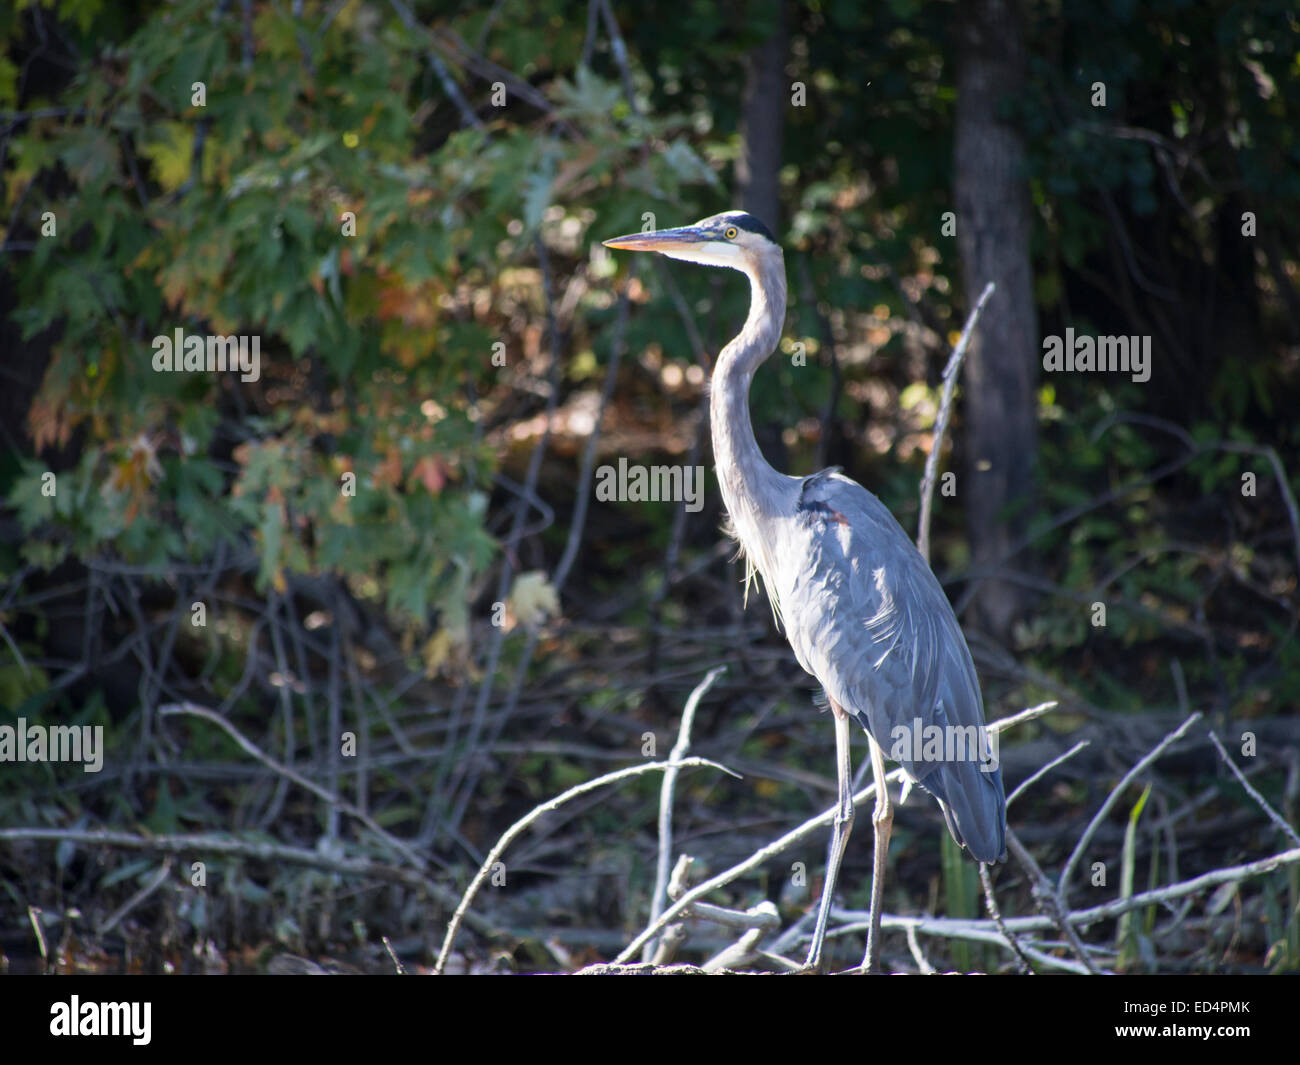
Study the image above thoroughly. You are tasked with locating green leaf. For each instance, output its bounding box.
[1117,782,1152,970]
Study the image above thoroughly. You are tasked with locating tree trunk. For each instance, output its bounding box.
[736,1,787,232]
[954,0,1038,640]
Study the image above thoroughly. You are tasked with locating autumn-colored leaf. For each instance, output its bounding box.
[28,394,73,453]
[373,448,403,489]
[376,278,437,329]
[509,571,560,628]
[411,455,447,496]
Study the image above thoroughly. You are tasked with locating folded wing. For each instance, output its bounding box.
[769,468,1006,862]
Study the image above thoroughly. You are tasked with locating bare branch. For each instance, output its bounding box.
[1207,730,1300,848]
[434,755,738,973]
[905,923,936,974]
[98,859,173,935]
[888,845,1300,938]
[988,700,1059,734]
[646,665,727,960]
[1007,740,1091,807]
[1059,712,1202,902]
[158,701,430,874]
[980,862,1033,973]
[615,700,1056,964]
[0,826,483,929]
[917,280,995,562]
[1006,828,1103,974]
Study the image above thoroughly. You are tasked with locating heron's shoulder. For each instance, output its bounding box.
[787,469,958,643]
[799,466,846,490]
[796,467,898,532]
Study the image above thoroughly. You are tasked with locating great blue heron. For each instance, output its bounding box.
[604,210,1006,972]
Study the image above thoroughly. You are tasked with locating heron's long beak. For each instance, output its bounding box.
[602,225,709,253]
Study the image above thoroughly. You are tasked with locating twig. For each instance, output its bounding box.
[0,826,484,929]
[614,763,902,965]
[98,859,173,935]
[905,923,936,974]
[581,0,599,67]
[381,936,407,974]
[885,916,1092,974]
[434,756,738,973]
[0,617,31,678]
[158,702,427,874]
[687,898,781,932]
[650,924,688,966]
[615,700,1057,964]
[917,280,995,562]
[952,846,1300,936]
[979,862,1033,973]
[756,950,803,972]
[435,28,565,126]
[651,258,714,367]
[701,904,777,973]
[651,853,695,964]
[553,281,631,592]
[1007,740,1091,807]
[1207,730,1300,848]
[1005,829,1104,974]
[596,0,640,119]
[1059,712,1202,903]
[645,665,726,961]
[988,700,1059,735]
[389,0,483,130]
[438,232,566,844]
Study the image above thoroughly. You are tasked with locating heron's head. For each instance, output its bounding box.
[602,210,780,275]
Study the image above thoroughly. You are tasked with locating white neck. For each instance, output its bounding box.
[709,246,789,538]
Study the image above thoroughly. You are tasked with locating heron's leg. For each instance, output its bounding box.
[861,732,894,972]
[804,700,855,971]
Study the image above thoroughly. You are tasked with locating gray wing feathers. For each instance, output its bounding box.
[772,470,1006,862]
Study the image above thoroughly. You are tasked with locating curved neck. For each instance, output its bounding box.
[710,250,788,522]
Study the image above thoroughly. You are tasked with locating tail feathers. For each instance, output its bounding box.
[840,702,1006,862]
[920,762,1007,864]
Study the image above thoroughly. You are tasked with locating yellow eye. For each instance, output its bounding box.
[724,226,739,240]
